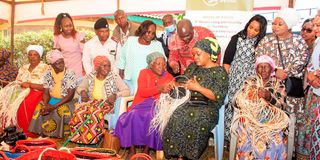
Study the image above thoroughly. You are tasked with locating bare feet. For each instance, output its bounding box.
[142,146,149,154]
[127,146,136,159]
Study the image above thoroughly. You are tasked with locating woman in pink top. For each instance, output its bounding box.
[53,13,85,79]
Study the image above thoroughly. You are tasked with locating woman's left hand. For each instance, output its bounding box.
[107,94,117,105]
[185,76,201,91]
[20,82,31,88]
[40,104,55,116]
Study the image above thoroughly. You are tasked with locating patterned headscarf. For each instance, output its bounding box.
[46,50,64,64]
[193,37,221,62]
[255,55,276,75]
[146,52,165,65]
[93,55,109,70]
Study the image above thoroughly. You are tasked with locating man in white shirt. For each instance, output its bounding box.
[82,18,120,75]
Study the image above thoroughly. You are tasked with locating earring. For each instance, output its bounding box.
[210,54,217,62]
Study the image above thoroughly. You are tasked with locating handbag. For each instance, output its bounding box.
[276,36,305,98]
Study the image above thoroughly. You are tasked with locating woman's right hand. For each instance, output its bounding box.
[275,69,288,81]
[80,90,89,102]
[158,82,175,94]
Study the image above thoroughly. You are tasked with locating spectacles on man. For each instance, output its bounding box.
[301,28,313,33]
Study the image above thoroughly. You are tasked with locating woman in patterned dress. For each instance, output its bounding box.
[163,38,228,160]
[28,50,77,138]
[0,45,49,137]
[69,55,130,144]
[300,15,320,159]
[255,8,309,159]
[223,15,267,140]
[234,55,287,160]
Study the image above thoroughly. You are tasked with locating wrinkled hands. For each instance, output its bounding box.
[258,87,271,101]
[158,81,175,94]
[184,76,201,91]
[107,94,117,105]
[40,104,55,116]
[171,64,180,74]
[275,69,287,81]
[20,82,31,88]
[80,90,90,102]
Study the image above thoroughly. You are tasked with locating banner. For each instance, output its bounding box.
[185,0,254,55]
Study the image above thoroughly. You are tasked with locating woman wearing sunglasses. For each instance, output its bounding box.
[301,18,316,54]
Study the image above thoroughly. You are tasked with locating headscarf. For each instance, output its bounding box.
[46,50,64,64]
[276,8,300,29]
[193,37,221,62]
[255,55,276,75]
[26,45,44,57]
[93,55,109,70]
[146,52,165,66]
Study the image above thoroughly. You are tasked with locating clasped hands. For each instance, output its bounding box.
[158,76,201,94]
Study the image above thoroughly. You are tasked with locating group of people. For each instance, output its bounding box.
[0,6,320,160]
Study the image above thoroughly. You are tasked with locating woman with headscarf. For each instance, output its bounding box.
[115,52,174,158]
[0,45,49,137]
[162,38,228,160]
[0,49,18,86]
[233,55,287,160]
[68,55,130,145]
[255,9,308,159]
[28,50,77,138]
[223,14,268,140]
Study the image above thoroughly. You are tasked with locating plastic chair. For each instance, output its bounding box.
[211,95,228,160]
[229,107,239,160]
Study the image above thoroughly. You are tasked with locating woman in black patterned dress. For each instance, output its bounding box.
[223,15,267,140]
[163,38,228,159]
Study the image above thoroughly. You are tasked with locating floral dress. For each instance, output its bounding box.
[162,63,228,159]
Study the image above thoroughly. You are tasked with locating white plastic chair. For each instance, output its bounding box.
[211,95,228,160]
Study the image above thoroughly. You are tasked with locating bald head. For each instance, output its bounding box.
[114,9,128,28]
[162,14,174,27]
[177,19,194,43]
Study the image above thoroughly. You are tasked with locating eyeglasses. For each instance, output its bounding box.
[301,28,313,33]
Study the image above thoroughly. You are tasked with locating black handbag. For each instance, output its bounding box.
[276,36,304,98]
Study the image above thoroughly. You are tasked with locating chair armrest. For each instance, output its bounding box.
[119,96,135,115]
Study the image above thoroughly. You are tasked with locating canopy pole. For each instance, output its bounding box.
[117,0,120,9]
[288,0,294,8]
[10,0,15,63]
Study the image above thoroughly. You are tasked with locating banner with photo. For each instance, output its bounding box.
[185,0,254,55]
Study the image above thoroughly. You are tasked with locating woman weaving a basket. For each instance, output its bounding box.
[232,55,289,159]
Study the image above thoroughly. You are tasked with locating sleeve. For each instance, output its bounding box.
[223,35,238,65]
[15,67,24,82]
[78,32,85,51]
[136,70,160,98]
[208,68,229,105]
[114,73,130,97]
[267,80,286,110]
[290,36,308,76]
[82,43,92,74]
[66,71,77,89]
[255,36,268,58]
[43,71,51,89]
[53,35,60,49]
[168,35,180,68]
[117,39,129,70]
[77,75,89,94]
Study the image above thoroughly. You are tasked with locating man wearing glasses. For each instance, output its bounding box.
[82,18,120,75]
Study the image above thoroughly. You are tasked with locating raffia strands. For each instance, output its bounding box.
[149,87,191,137]
[231,77,289,150]
[0,82,30,128]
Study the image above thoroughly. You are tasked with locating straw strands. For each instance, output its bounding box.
[231,77,289,150]
[0,82,30,128]
[149,85,191,137]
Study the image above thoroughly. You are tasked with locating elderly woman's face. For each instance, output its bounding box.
[61,17,74,35]
[247,20,261,39]
[97,60,111,76]
[256,62,272,80]
[52,58,65,73]
[28,50,41,66]
[141,24,156,43]
[150,57,166,76]
[301,21,316,41]
[272,17,289,36]
[192,47,211,67]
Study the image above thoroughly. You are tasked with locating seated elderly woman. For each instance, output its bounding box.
[68,55,130,145]
[0,45,49,137]
[28,50,77,138]
[232,55,288,160]
[115,52,175,157]
[162,38,228,160]
[0,49,18,87]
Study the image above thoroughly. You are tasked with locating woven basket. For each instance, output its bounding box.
[15,139,56,151]
[16,148,76,160]
[70,147,119,159]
